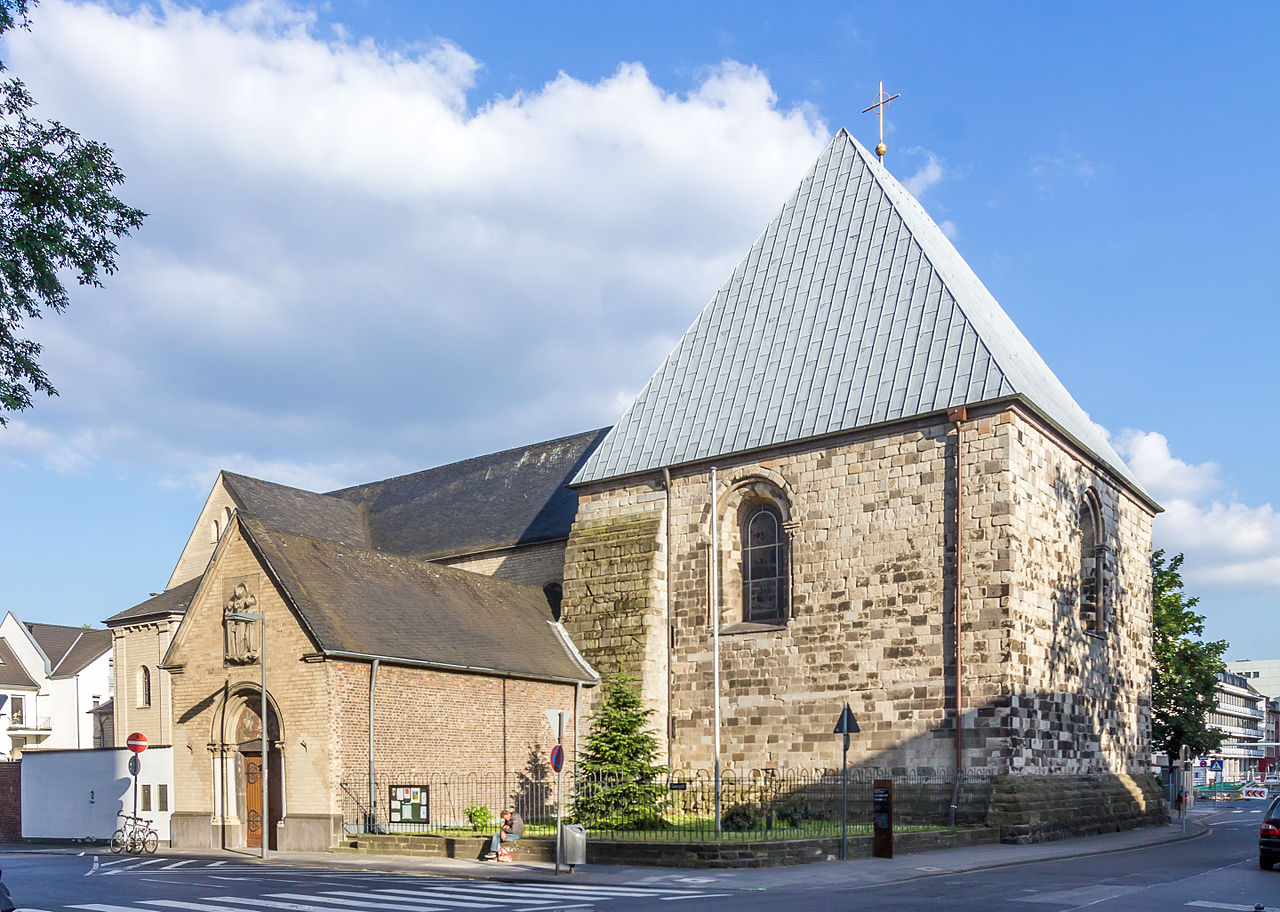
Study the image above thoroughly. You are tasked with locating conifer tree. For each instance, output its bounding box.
[572,671,668,827]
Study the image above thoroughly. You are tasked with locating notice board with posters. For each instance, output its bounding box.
[388,785,430,824]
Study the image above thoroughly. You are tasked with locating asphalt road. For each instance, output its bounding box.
[0,804,1275,912]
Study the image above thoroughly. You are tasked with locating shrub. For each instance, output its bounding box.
[464,803,493,831]
[722,802,762,832]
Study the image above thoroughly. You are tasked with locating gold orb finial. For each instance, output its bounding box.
[875,141,887,160]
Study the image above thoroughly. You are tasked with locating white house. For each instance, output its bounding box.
[0,613,113,757]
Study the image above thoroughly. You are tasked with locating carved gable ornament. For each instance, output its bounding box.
[223,577,261,665]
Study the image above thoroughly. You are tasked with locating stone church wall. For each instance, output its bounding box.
[565,406,1156,779]
[999,410,1155,774]
[435,540,568,590]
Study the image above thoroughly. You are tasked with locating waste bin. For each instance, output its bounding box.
[559,823,586,867]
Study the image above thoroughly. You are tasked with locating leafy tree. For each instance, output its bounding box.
[1150,550,1227,761]
[572,670,668,828]
[0,0,145,424]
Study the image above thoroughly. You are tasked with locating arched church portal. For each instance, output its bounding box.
[213,689,284,851]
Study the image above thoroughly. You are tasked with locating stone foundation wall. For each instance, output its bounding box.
[987,772,1168,843]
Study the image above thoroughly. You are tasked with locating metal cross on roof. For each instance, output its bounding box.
[861,81,901,163]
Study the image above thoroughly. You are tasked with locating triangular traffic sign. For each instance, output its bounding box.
[833,702,860,734]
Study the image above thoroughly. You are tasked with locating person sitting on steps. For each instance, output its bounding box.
[484,808,523,859]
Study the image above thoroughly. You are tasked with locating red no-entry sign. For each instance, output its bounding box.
[126,732,148,754]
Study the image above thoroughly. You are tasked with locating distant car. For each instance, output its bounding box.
[1262,796,1280,870]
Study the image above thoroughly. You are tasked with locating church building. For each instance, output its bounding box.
[563,129,1162,793]
[107,128,1164,851]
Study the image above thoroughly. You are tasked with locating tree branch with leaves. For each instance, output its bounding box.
[1150,549,1227,761]
[0,0,145,423]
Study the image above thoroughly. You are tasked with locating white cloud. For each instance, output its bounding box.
[1116,430,1280,593]
[1114,430,1221,502]
[1030,149,1098,192]
[2,0,829,487]
[939,219,957,240]
[903,148,944,198]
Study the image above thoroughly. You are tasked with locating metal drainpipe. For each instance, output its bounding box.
[948,406,967,825]
[368,658,379,831]
[662,467,674,773]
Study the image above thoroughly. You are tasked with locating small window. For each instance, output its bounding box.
[741,503,787,624]
[141,785,152,812]
[1078,491,1103,632]
[139,666,152,708]
[543,582,564,622]
[10,696,23,726]
[158,784,168,812]
[211,519,220,543]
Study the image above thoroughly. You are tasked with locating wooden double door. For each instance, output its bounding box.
[243,752,282,849]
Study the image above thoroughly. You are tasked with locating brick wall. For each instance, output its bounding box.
[111,618,180,746]
[330,660,579,784]
[0,761,19,842]
[167,526,336,842]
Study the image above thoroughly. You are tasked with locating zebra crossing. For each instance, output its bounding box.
[87,858,315,877]
[47,877,727,911]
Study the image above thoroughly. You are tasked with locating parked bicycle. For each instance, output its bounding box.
[110,812,158,855]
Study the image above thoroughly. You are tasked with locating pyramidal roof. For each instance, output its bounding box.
[574,129,1152,505]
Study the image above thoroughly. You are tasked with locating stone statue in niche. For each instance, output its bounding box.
[223,580,260,664]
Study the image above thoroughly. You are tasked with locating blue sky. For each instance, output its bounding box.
[0,1,1276,656]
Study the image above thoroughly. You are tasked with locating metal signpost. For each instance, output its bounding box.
[126,732,147,828]
[832,702,860,861]
[546,709,566,875]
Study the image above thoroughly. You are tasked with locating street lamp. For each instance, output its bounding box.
[226,610,267,860]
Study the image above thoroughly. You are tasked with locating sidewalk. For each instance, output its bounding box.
[1,807,1218,892]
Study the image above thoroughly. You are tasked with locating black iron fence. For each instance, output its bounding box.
[339,768,995,842]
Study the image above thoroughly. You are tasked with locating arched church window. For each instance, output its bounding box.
[139,665,152,708]
[1079,491,1104,633]
[742,503,787,623]
[211,519,220,543]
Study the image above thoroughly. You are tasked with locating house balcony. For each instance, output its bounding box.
[1218,743,1266,759]
[7,716,52,735]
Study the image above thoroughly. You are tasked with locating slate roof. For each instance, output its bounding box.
[105,576,202,627]
[239,515,597,684]
[50,628,113,678]
[0,638,37,689]
[24,622,83,669]
[330,428,609,559]
[222,473,370,548]
[573,129,1151,505]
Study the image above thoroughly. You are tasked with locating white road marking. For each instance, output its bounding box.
[1186,903,1272,911]
[85,857,100,877]
[161,861,196,870]
[141,902,272,912]
[208,862,226,867]
[94,859,133,868]
[268,894,449,911]
[662,895,732,902]
[72,905,159,912]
